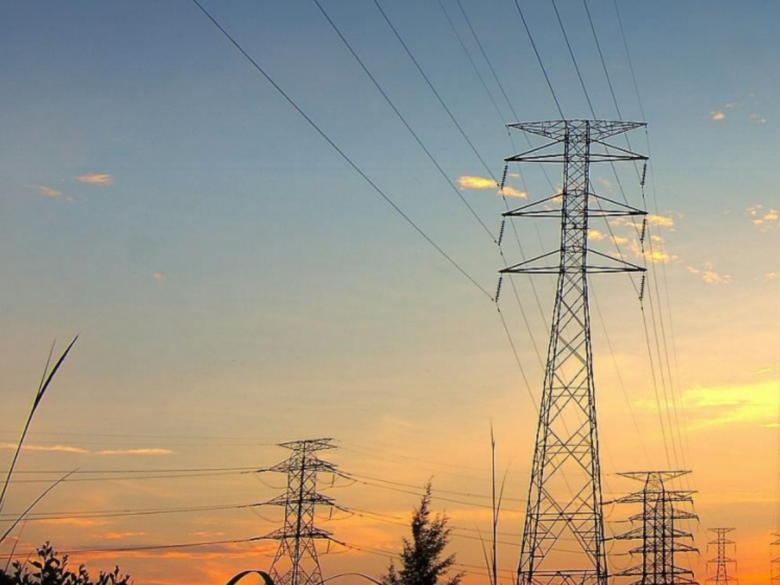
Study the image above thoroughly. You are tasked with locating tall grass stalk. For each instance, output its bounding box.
[0,336,78,516]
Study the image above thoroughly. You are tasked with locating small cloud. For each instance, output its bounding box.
[647,214,674,227]
[76,173,114,186]
[508,172,521,179]
[766,272,780,282]
[631,240,675,264]
[100,531,146,540]
[500,185,527,198]
[458,175,496,190]
[647,249,672,263]
[598,177,612,189]
[749,113,767,124]
[152,272,166,283]
[611,236,629,245]
[0,442,88,454]
[746,205,780,231]
[458,175,526,198]
[96,448,173,456]
[29,184,68,200]
[711,111,726,121]
[688,262,731,284]
[588,229,607,241]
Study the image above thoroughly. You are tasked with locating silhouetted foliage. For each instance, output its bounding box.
[0,542,130,585]
[382,482,463,585]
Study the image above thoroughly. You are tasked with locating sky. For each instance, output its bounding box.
[0,1,779,584]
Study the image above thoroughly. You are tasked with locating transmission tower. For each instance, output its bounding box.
[610,471,698,585]
[771,534,780,585]
[502,120,648,585]
[706,528,737,585]
[265,438,337,585]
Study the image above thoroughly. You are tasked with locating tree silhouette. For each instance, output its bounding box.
[0,542,130,585]
[382,482,463,585]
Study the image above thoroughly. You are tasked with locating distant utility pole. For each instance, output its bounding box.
[502,120,647,585]
[706,528,737,585]
[610,471,698,585]
[266,438,337,585]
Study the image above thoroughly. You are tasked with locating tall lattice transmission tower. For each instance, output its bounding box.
[706,528,737,585]
[501,120,648,585]
[265,438,337,585]
[610,471,698,585]
[771,534,780,585]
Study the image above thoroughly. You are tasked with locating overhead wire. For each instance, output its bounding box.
[546,0,687,480]
[511,0,564,119]
[610,0,693,480]
[372,0,499,184]
[189,0,492,300]
[0,502,261,523]
[310,0,496,243]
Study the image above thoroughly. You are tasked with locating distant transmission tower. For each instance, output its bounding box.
[502,120,648,585]
[266,438,337,585]
[706,528,737,585]
[771,534,780,585]
[611,471,698,585]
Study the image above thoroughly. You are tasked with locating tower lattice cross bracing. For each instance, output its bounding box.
[610,471,698,585]
[501,120,647,585]
[266,438,337,585]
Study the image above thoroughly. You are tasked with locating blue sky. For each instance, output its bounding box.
[1,2,779,584]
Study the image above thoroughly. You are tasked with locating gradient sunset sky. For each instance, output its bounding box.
[1,2,779,585]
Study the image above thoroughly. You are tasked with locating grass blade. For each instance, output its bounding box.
[0,470,76,546]
[0,336,78,515]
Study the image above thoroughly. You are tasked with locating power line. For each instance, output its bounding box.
[310,0,496,242]
[371,0,498,183]
[510,0,564,118]
[189,0,492,300]
[0,502,260,523]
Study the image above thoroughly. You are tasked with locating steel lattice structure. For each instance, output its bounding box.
[706,529,737,585]
[771,534,780,585]
[502,120,647,585]
[266,438,337,585]
[610,471,698,585]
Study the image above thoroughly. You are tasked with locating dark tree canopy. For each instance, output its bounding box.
[382,482,463,585]
[0,543,130,585]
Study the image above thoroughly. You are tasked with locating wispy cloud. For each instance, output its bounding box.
[28,184,71,201]
[749,113,767,124]
[0,442,88,454]
[647,214,675,228]
[683,381,777,428]
[152,272,166,283]
[99,531,147,540]
[634,380,779,429]
[629,240,676,264]
[588,229,607,241]
[0,443,172,456]
[76,173,114,186]
[746,204,780,231]
[687,262,731,284]
[711,111,726,121]
[458,175,495,190]
[500,185,527,198]
[458,175,526,198]
[97,448,173,456]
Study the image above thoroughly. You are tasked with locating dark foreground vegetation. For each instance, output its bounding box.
[0,543,130,585]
